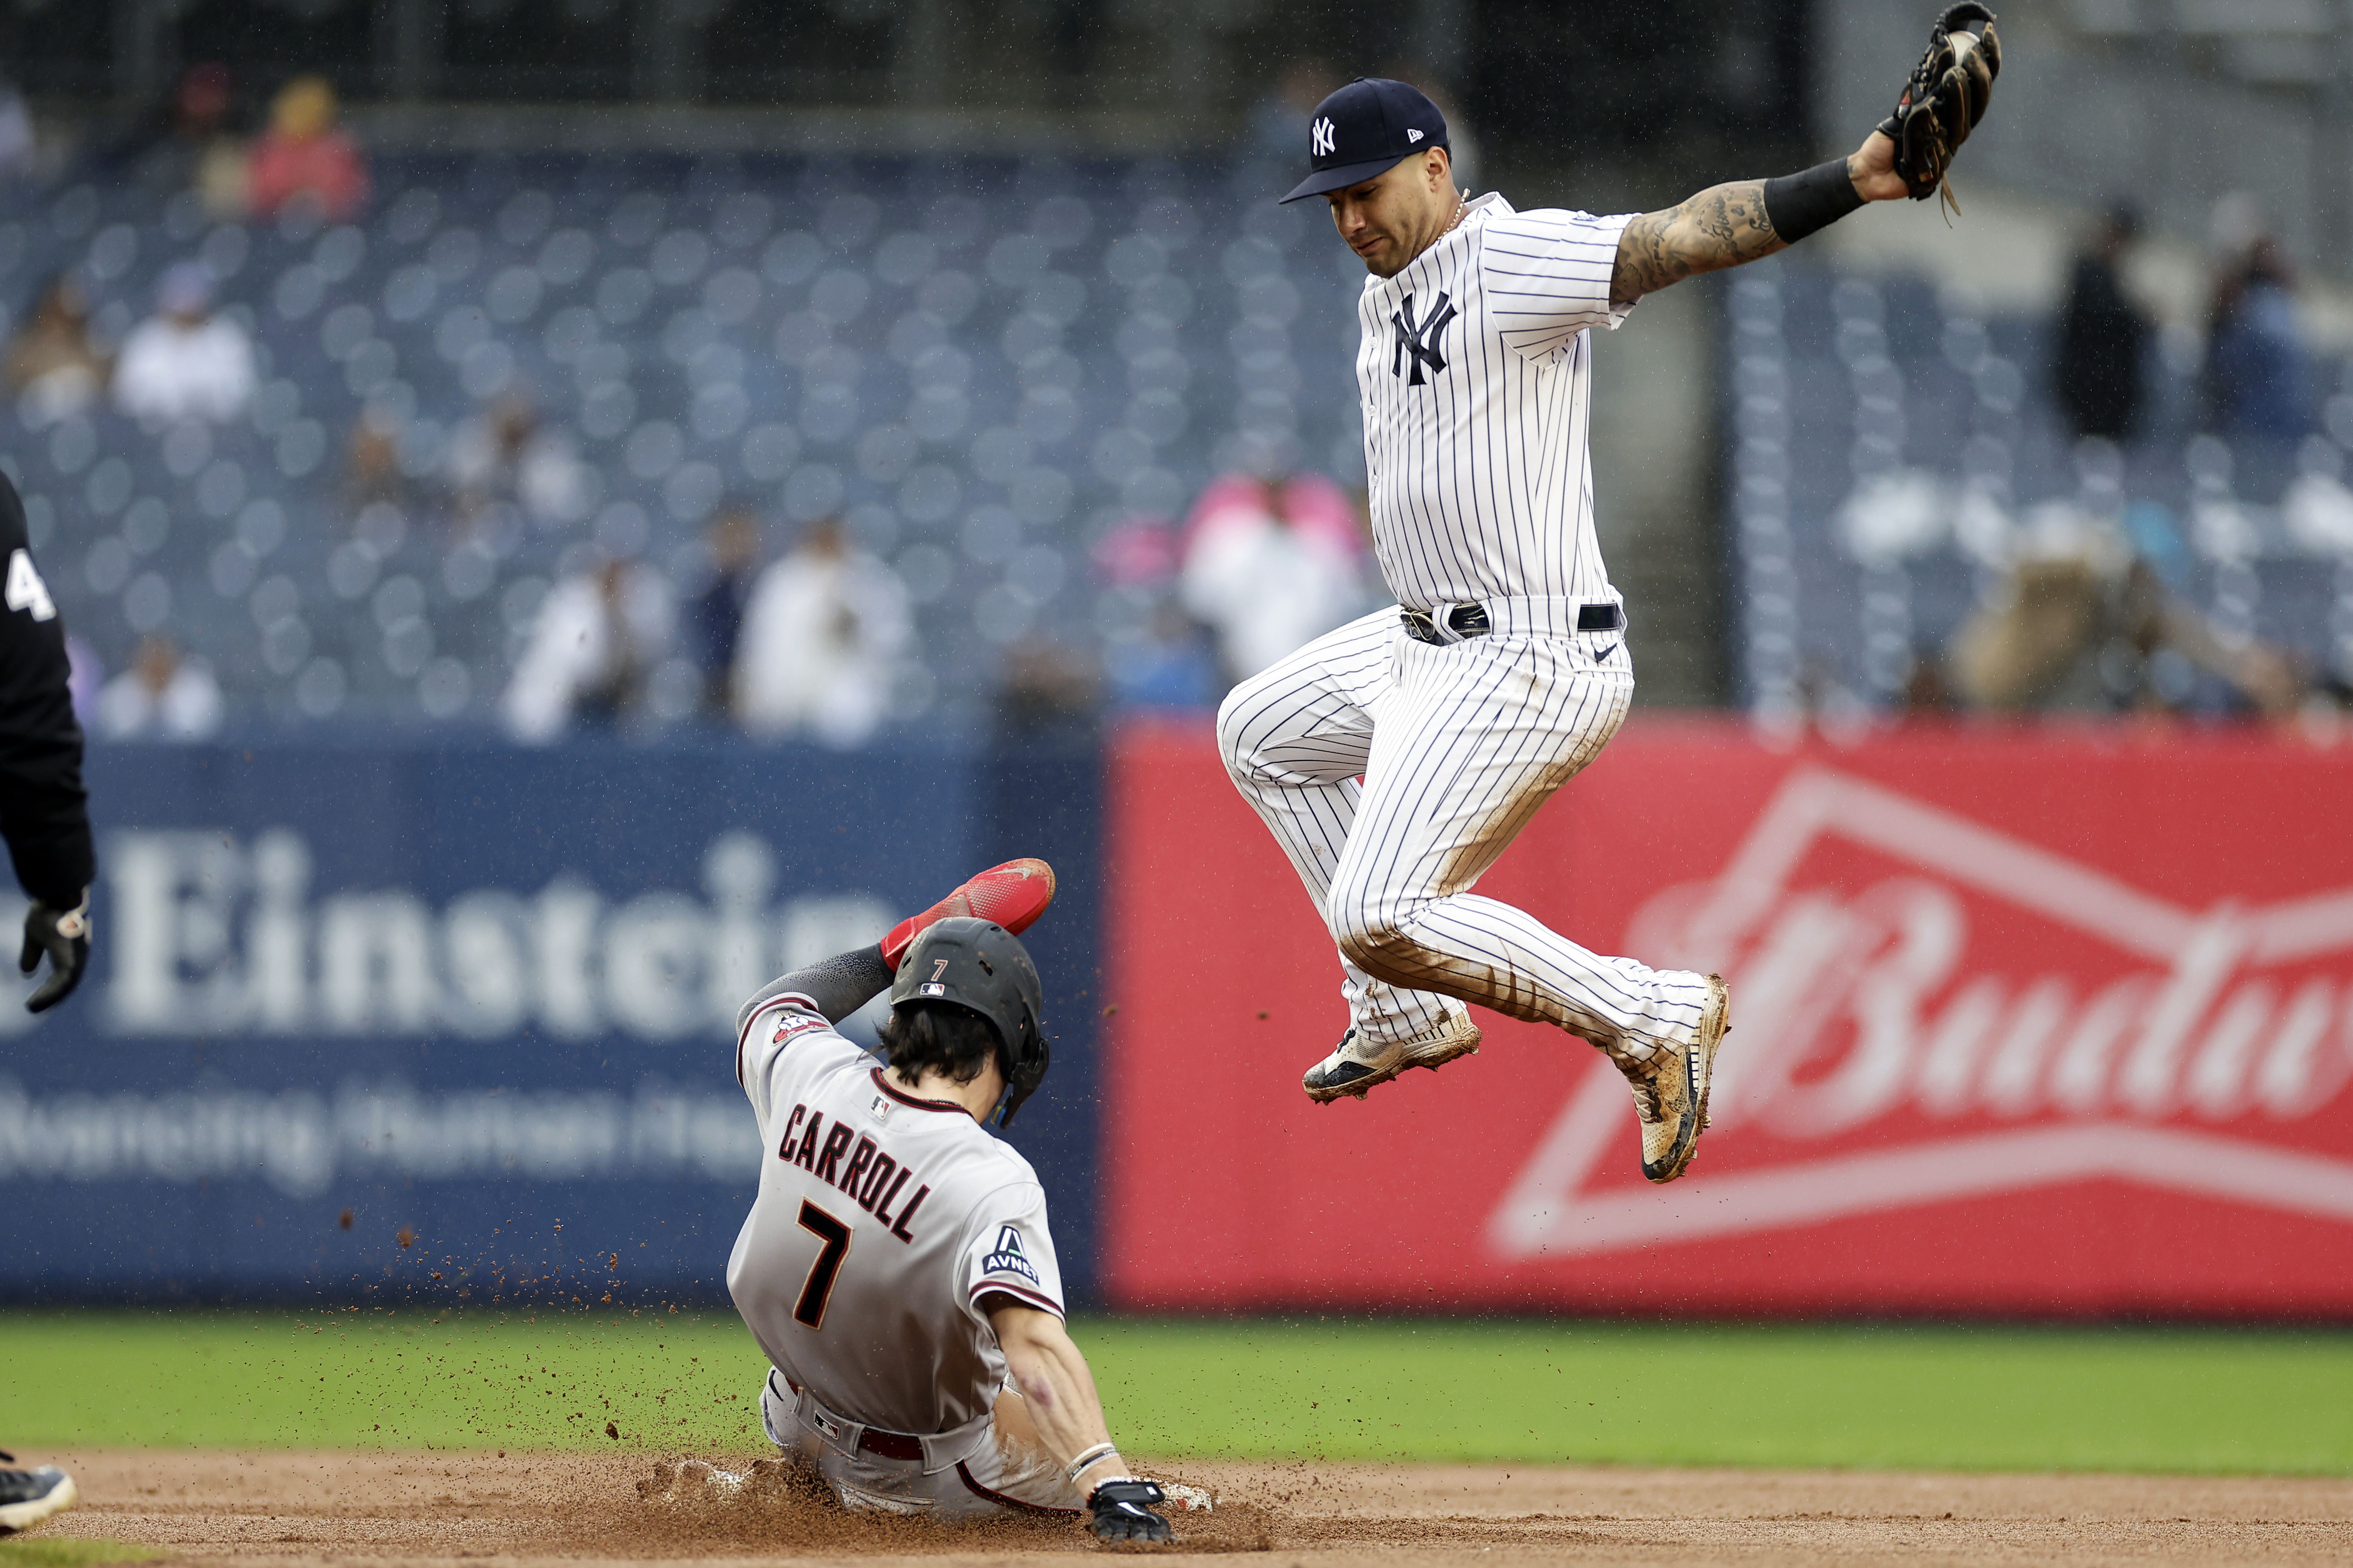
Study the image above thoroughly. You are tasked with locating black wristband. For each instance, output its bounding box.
[1760,158,1865,245]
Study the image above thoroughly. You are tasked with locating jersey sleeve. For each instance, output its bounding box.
[1481,209,1639,362]
[734,991,847,1126]
[0,472,94,909]
[958,1180,1066,1322]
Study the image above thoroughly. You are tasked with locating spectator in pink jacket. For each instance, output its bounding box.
[246,76,369,222]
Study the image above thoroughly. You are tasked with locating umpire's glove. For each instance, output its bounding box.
[1086,1478,1174,1545]
[21,891,89,1013]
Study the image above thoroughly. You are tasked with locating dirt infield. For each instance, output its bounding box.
[26,1449,2353,1566]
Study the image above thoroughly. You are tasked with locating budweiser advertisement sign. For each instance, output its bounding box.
[1103,718,2353,1316]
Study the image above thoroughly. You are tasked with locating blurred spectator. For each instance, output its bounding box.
[2053,207,2148,442]
[342,406,410,514]
[1106,600,1219,711]
[446,393,592,532]
[734,517,911,748]
[502,555,675,744]
[185,65,251,218]
[8,275,111,423]
[1948,520,2298,719]
[1091,518,1182,588]
[246,76,369,223]
[1178,472,1372,683]
[0,77,36,181]
[64,634,102,727]
[687,504,764,713]
[112,262,255,425]
[996,635,1100,733]
[94,638,224,741]
[102,64,248,216]
[2200,195,2311,440]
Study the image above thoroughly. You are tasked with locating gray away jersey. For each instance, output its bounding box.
[1356,194,1637,613]
[726,993,1066,1437]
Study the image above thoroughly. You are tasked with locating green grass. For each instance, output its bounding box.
[5,1310,2350,1475]
[0,1539,167,1567]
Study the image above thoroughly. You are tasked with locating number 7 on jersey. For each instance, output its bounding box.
[793,1200,852,1328]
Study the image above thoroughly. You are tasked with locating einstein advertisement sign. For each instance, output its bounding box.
[1104,719,2353,1318]
[0,740,972,1298]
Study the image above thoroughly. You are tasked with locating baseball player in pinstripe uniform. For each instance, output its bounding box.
[1219,72,1942,1183]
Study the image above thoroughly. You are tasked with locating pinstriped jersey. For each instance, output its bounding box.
[725,992,1066,1437]
[1356,194,1637,613]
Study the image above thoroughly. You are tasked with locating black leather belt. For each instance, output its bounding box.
[1400,602,1623,645]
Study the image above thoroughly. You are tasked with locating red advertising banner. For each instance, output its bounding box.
[1103,715,2353,1317]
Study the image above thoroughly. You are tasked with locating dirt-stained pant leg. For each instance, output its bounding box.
[1216,607,1465,1047]
[1315,628,1710,1062]
[759,1373,1078,1523]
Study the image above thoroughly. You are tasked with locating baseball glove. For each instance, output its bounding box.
[1086,1478,1175,1545]
[1879,3,2002,215]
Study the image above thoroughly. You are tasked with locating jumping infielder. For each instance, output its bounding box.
[719,858,1178,1545]
[1221,14,1999,1181]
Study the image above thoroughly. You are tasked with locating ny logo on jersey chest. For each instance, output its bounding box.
[1390,290,1457,386]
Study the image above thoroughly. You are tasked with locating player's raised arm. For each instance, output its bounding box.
[730,857,1057,1040]
[986,1301,1174,1545]
[1609,3,2000,307]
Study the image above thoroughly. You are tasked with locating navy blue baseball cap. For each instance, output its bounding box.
[1279,77,1451,204]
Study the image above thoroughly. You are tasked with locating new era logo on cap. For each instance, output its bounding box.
[1280,77,1450,205]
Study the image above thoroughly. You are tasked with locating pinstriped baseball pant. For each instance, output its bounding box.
[1216,606,1711,1062]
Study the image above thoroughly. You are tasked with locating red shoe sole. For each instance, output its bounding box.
[953,857,1057,936]
[881,858,1057,966]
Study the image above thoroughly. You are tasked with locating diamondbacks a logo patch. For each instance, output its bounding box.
[981,1223,1041,1284]
[773,1012,828,1045]
[1391,291,1457,386]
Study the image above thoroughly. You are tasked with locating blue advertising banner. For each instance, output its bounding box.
[0,733,1102,1305]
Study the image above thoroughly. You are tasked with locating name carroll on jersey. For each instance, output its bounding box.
[774,1090,933,1241]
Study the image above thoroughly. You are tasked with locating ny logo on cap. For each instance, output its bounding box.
[1391,291,1457,386]
[1311,116,1335,157]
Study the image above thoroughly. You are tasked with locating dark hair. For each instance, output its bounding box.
[879,1001,1006,1087]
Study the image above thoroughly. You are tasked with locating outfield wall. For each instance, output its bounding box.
[11,717,2353,1319]
[0,733,1103,1305]
[1104,716,2353,1319]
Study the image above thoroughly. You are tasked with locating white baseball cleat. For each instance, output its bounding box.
[0,1455,76,1535]
[1303,1009,1482,1103]
[1616,973,1732,1184]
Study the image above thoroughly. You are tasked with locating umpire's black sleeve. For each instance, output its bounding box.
[0,470,94,907]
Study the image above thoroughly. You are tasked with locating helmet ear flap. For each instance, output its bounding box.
[996,1010,1051,1127]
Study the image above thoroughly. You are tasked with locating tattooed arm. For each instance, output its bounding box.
[1609,130,1907,307]
[1609,181,1784,308]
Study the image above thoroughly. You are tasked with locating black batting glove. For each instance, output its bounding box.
[21,891,90,1013]
[1086,1478,1174,1545]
